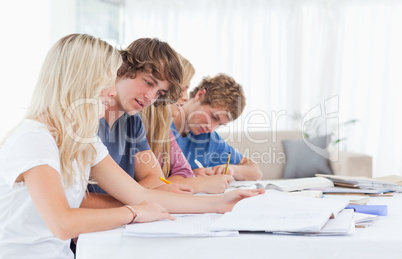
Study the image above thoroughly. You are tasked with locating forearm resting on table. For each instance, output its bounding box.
[168,175,230,194]
[232,157,262,181]
[81,193,124,209]
[168,175,207,193]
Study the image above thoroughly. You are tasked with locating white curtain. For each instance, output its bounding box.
[123,0,402,177]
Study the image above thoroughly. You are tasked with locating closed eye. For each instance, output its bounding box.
[157,90,167,96]
[144,79,153,87]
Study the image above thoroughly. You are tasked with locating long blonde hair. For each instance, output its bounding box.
[24,34,122,187]
[140,54,195,178]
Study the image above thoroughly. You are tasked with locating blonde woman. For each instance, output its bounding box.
[0,34,264,258]
[140,54,234,194]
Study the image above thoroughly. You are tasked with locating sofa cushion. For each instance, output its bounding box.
[282,135,332,178]
[217,130,302,179]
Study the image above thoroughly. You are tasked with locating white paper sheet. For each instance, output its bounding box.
[123,213,238,238]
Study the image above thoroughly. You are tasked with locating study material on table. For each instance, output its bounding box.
[274,209,355,236]
[316,174,402,192]
[345,205,388,216]
[323,194,370,205]
[314,186,383,194]
[210,192,349,233]
[318,186,394,197]
[353,212,379,228]
[124,213,238,238]
[230,177,334,192]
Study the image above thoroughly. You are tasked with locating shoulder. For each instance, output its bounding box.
[0,120,61,186]
[126,113,143,123]
[3,120,57,151]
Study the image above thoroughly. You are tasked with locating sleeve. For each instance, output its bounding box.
[132,114,150,152]
[168,131,195,178]
[91,136,109,167]
[207,132,243,167]
[0,129,60,188]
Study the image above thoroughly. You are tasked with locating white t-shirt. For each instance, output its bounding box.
[0,119,108,259]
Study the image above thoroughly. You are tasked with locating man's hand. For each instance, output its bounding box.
[154,183,194,194]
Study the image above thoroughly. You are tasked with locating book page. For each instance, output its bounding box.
[265,177,334,192]
[231,191,349,217]
[211,210,332,232]
[124,213,238,238]
[210,192,349,233]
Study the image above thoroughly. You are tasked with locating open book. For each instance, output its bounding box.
[210,192,350,233]
[230,177,334,192]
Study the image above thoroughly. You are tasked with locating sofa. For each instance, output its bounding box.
[218,130,372,180]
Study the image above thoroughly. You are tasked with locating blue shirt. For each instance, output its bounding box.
[88,113,150,194]
[171,123,242,169]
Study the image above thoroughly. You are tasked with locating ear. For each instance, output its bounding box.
[195,89,206,101]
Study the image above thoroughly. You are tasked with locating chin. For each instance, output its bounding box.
[171,110,179,118]
[190,128,201,135]
[126,109,140,115]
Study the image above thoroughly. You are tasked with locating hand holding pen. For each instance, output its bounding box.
[193,159,215,177]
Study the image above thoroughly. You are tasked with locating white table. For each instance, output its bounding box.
[76,194,402,259]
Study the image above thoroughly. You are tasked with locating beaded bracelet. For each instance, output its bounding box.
[125,205,137,224]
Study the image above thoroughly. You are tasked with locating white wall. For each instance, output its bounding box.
[0,0,75,139]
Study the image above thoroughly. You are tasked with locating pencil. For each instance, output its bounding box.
[159,177,172,184]
[224,152,231,175]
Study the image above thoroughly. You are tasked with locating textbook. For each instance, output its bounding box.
[210,192,349,233]
[230,177,334,192]
[316,174,402,192]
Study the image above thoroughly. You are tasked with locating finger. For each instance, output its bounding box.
[180,185,194,193]
[167,214,176,221]
[212,168,223,175]
[226,175,234,183]
[239,189,265,198]
[177,189,194,195]
[204,170,215,176]
[228,168,235,176]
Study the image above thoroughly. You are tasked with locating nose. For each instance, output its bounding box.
[179,90,189,104]
[144,88,160,100]
[108,86,116,98]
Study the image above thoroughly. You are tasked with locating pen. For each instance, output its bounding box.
[224,152,231,175]
[159,177,172,184]
[194,159,204,168]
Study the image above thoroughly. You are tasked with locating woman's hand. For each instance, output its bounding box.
[193,167,215,177]
[217,189,266,213]
[195,174,234,194]
[155,183,194,194]
[129,201,176,223]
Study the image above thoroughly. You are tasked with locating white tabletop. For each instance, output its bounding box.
[76,193,402,259]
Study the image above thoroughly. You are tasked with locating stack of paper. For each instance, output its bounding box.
[123,192,353,238]
[124,213,238,238]
[353,212,379,228]
[316,174,402,193]
[230,177,334,192]
[274,209,355,236]
[210,192,351,234]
